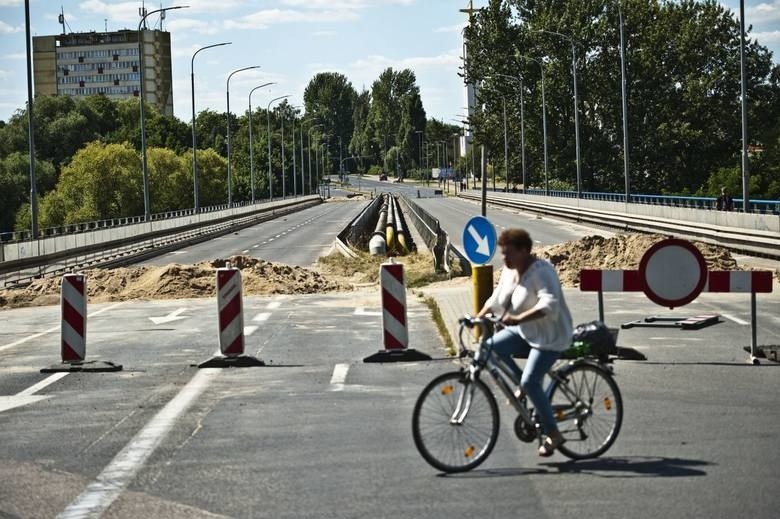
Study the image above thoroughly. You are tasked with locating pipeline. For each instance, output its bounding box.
[369,194,389,256]
[393,196,409,255]
[386,195,396,253]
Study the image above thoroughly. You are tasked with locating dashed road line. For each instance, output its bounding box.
[252,312,271,322]
[722,313,749,325]
[330,363,349,391]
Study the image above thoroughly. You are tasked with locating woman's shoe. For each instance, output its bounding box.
[538,434,566,457]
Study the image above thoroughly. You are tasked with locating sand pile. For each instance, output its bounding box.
[537,234,741,287]
[0,256,349,309]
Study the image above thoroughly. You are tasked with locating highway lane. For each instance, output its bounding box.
[136,198,368,268]
[1,288,779,518]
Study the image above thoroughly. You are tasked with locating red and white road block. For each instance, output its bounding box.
[364,262,431,363]
[61,274,87,363]
[381,262,408,350]
[40,274,121,373]
[217,267,245,357]
[198,264,264,368]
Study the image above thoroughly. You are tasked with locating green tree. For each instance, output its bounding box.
[0,153,56,233]
[304,72,357,177]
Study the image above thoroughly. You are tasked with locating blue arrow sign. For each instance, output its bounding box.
[463,216,496,265]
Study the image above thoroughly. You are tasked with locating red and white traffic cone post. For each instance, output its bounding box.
[41,274,121,373]
[364,261,431,363]
[199,264,264,368]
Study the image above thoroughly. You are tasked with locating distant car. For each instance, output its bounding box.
[379,173,388,181]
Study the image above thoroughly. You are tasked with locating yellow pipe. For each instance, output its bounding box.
[386,226,396,252]
[472,264,493,341]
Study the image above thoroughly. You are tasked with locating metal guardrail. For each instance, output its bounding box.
[459,192,780,260]
[1,196,321,288]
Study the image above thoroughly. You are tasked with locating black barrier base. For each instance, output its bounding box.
[615,347,647,361]
[621,314,720,330]
[363,349,432,363]
[198,355,266,368]
[743,345,780,363]
[41,360,123,373]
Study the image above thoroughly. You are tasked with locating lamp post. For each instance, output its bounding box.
[618,2,630,204]
[495,73,526,193]
[517,54,548,194]
[24,0,37,237]
[299,116,317,195]
[535,29,581,197]
[308,124,324,195]
[266,95,291,202]
[289,106,301,197]
[226,65,260,206]
[248,82,275,203]
[139,5,188,221]
[414,130,423,179]
[739,0,750,211]
[192,42,231,212]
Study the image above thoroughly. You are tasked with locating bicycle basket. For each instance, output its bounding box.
[563,321,618,359]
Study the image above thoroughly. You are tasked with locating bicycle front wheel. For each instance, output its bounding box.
[549,362,623,460]
[412,371,499,473]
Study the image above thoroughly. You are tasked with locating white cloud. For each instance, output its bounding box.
[0,20,21,34]
[0,0,22,6]
[0,69,13,79]
[754,29,780,44]
[282,0,415,8]
[223,9,358,30]
[348,50,461,74]
[434,23,466,34]
[167,18,221,36]
[1,52,25,59]
[749,1,780,22]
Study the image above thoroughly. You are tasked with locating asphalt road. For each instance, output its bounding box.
[1,191,779,518]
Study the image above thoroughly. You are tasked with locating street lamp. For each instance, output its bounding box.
[191,42,230,212]
[535,29,582,198]
[414,130,423,179]
[226,65,260,206]
[248,82,275,203]
[494,73,526,193]
[266,95,291,201]
[618,2,630,204]
[517,54,548,195]
[308,124,324,195]
[139,5,188,221]
[289,106,302,197]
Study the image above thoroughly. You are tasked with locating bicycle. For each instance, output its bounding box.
[411,315,623,473]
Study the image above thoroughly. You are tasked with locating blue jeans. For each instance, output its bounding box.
[483,327,561,435]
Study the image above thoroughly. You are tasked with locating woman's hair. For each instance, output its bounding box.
[497,228,532,252]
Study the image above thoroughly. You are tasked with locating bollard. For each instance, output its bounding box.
[472,264,493,340]
[41,274,122,373]
[198,264,265,368]
[364,261,432,363]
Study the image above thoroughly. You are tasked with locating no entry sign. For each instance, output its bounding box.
[638,238,708,308]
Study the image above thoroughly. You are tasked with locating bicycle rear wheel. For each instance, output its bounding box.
[412,371,499,473]
[548,362,623,460]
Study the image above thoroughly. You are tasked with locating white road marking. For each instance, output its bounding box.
[252,244,260,248]
[244,326,259,336]
[57,368,220,519]
[267,301,281,310]
[0,301,125,353]
[17,372,69,396]
[242,249,249,254]
[722,313,749,325]
[330,363,350,391]
[252,312,271,322]
[169,251,188,255]
[0,372,70,414]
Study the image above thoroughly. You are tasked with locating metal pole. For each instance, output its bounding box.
[191,42,230,213]
[520,79,526,193]
[502,96,508,191]
[281,111,285,198]
[541,65,548,195]
[248,83,274,204]
[292,114,297,197]
[24,0,37,237]
[572,41,581,198]
[266,95,290,202]
[739,0,750,212]
[619,3,630,204]
[300,121,305,196]
[227,65,260,206]
[480,144,486,216]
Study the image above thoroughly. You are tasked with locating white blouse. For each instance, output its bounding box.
[483,259,574,352]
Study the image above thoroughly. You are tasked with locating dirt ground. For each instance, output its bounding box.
[0,233,774,310]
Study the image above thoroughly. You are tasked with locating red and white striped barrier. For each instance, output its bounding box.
[579,237,774,364]
[61,273,86,363]
[381,262,408,350]
[217,267,244,357]
[364,262,431,363]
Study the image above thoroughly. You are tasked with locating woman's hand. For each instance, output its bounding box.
[501,313,521,326]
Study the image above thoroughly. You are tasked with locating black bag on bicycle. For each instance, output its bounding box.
[567,321,618,358]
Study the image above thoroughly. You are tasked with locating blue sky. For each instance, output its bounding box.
[0,0,778,125]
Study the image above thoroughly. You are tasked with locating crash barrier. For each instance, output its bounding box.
[458,191,780,260]
[397,195,471,276]
[364,261,431,363]
[580,238,774,364]
[199,263,264,368]
[1,196,321,289]
[40,274,122,373]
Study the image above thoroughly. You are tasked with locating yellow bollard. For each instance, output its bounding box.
[471,264,493,341]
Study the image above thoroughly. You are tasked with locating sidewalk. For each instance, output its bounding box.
[415,278,474,354]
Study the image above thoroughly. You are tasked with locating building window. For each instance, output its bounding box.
[133,90,139,97]
[114,79,120,85]
[63,69,69,76]
[132,65,138,72]
[79,80,85,88]
[78,56,84,63]
[98,67,104,74]
[113,54,119,61]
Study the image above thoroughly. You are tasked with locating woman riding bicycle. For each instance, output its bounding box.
[476,228,573,457]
